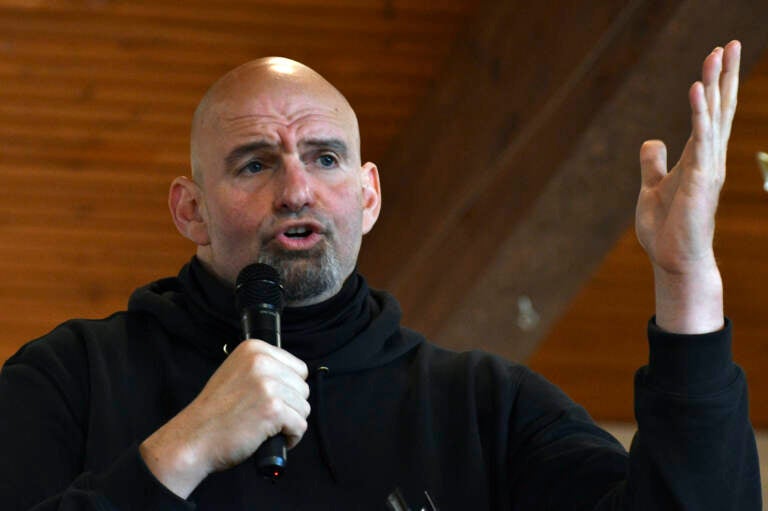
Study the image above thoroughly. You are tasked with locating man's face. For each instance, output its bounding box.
[189,72,379,305]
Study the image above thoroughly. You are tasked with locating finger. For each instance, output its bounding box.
[254,379,310,443]
[239,339,309,379]
[279,370,311,402]
[702,46,723,124]
[280,382,312,418]
[257,376,310,419]
[279,405,309,449]
[719,40,741,133]
[283,415,308,449]
[689,81,709,149]
[639,139,668,187]
[248,355,310,402]
[258,397,307,450]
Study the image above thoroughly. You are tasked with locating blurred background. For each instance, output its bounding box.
[0,0,766,493]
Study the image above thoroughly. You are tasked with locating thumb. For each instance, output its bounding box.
[639,140,668,188]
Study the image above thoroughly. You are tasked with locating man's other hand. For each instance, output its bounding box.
[635,40,741,334]
[139,340,310,498]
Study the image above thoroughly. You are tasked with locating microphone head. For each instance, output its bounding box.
[235,263,285,312]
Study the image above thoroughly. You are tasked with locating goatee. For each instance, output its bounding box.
[257,243,344,305]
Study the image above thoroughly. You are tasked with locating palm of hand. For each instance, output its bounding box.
[635,42,739,277]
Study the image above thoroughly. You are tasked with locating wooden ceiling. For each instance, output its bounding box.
[0,1,767,426]
[0,0,473,342]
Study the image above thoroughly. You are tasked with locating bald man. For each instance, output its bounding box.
[0,43,760,510]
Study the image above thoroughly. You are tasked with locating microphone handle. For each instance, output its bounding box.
[242,308,287,480]
[256,435,287,479]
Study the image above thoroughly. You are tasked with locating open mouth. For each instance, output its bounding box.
[283,226,314,238]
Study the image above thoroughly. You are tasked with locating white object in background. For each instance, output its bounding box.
[516,295,540,331]
[757,152,768,192]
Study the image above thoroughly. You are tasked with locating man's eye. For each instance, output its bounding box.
[317,154,337,168]
[241,161,263,174]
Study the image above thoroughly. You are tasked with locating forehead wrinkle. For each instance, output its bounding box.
[222,102,341,123]
[220,105,347,131]
[218,110,354,150]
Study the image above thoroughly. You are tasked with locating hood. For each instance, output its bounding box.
[128,258,425,486]
[126,258,422,374]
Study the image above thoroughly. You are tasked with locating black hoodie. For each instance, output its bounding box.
[0,258,760,510]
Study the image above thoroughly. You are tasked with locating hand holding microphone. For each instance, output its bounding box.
[235,263,292,479]
[139,264,309,497]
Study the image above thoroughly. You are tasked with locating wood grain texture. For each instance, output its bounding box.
[437,0,768,360]
[358,0,684,333]
[0,0,474,362]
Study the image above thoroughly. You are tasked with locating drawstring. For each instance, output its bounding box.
[312,366,339,483]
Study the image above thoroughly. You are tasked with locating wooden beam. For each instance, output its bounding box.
[359,0,684,336]
[435,0,768,361]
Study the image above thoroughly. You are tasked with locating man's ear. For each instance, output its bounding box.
[168,176,211,245]
[360,161,381,234]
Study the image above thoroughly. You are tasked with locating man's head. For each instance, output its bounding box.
[169,57,381,306]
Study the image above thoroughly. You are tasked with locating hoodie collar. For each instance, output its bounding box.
[184,256,372,363]
[128,258,420,372]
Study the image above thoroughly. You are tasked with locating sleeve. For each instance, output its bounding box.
[617,317,762,510]
[0,333,195,511]
[507,318,761,510]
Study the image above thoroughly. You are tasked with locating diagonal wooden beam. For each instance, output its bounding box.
[359,0,684,334]
[435,0,768,360]
[358,0,768,358]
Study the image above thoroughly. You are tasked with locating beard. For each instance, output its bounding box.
[257,240,347,305]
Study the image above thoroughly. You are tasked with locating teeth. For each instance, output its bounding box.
[285,226,313,238]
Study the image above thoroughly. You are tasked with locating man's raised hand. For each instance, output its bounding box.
[635,40,741,333]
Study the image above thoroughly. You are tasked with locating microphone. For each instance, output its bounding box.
[235,263,287,480]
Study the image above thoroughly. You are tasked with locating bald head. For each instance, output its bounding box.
[169,56,381,298]
[190,57,360,184]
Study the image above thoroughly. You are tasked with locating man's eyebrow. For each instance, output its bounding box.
[224,141,277,169]
[300,138,348,158]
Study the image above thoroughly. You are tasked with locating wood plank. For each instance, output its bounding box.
[360,0,684,335]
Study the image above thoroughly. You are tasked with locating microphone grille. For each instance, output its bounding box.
[235,263,284,311]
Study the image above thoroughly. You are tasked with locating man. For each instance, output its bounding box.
[0,41,759,509]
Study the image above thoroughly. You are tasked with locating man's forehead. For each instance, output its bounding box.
[211,101,357,154]
[191,57,362,178]
[217,94,348,129]
[207,78,356,134]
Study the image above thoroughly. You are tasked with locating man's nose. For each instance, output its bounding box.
[275,157,314,212]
